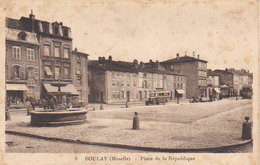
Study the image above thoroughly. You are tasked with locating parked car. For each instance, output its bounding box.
[241,87,253,99]
[145,91,171,105]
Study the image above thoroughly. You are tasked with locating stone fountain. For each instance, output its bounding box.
[30,77,88,126]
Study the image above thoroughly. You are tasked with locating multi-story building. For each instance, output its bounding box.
[6,12,89,104]
[225,68,253,96]
[88,56,139,103]
[212,68,253,97]
[6,17,41,105]
[88,56,186,104]
[71,48,89,103]
[141,60,186,100]
[161,53,207,99]
[207,69,220,100]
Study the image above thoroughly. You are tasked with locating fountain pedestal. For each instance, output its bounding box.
[30,78,87,127]
[30,110,88,126]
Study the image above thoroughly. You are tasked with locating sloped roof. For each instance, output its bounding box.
[6,17,31,31]
[161,55,207,64]
[89,59,186,76]
[72,50,89,57]
[6,16,70,33]
[89,60,139,73]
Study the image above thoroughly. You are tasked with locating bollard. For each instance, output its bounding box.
[177,97,179,104]
[163,98,165,105]
[100,104,104,110]
[5,110,11,121]
[132,112,139,130]
[242,116,252,140]
[126,101,129,108]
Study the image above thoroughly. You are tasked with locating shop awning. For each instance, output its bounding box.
[176,89,185,94]
[6,84,28,91]
[214,88,221,93]
[220,85,228,88]
[43,83,79,95]
[44,66,53,76]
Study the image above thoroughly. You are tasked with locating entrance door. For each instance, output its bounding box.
[100,91,104,103]
[139,91,142,101]
[127,91,130,102]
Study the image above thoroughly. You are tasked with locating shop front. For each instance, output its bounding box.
[6,83,28,106]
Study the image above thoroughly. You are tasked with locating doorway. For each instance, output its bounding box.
[139,91,142,101]
[100,91,104,103]
[127,91,130,102]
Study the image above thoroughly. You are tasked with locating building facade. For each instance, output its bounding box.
[6,17,41,105]
[207,69,220,100]
[212,68,253,97]
[71,48,89,103]
[161,53,207,99]
[6,12,89,104]
[88,56,186,104]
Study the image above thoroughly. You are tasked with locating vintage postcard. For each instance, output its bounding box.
[0,0,259,164]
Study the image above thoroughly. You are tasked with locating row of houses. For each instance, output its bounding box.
[5,12,253,105]
[208,68,253,98]
[88,56,187,104]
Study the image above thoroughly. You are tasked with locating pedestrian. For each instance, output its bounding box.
[25,98,32,115]
[49,97,55,111]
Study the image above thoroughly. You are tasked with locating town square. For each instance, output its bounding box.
[3,1,257,162]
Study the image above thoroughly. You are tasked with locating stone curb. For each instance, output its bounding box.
[6,130,253,152]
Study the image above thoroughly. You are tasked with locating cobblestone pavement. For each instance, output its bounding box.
[6,99,253,150]
[5,134,145,153]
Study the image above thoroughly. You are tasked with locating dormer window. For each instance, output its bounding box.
[54,26,59,34]
[18,32,26,40]
[63,28,68,37]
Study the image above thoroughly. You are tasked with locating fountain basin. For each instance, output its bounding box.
[30,110,88,126]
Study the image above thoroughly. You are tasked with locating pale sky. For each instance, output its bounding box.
[4,0,258,71]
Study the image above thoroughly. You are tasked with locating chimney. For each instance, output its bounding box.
[155,60,159,69]
[140,62,144,68]
[102,57,105,63]
[60,22,63,26]
[98,57,102,63]
[108,55,112,62]
[197,54,200,59]
[150,59,152,64]
[29,9,35,20]
[176,53,179,60]
[133,59,138,68]
[29,10,35,32]
[74,47,78,52]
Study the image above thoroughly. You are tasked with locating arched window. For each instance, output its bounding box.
[18,32,27,40]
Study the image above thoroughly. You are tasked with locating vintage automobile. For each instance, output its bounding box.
[145,91,171,105]
[241,87,253,99]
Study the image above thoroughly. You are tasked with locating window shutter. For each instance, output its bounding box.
[11,66,14,79]
[21,66,25,79]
